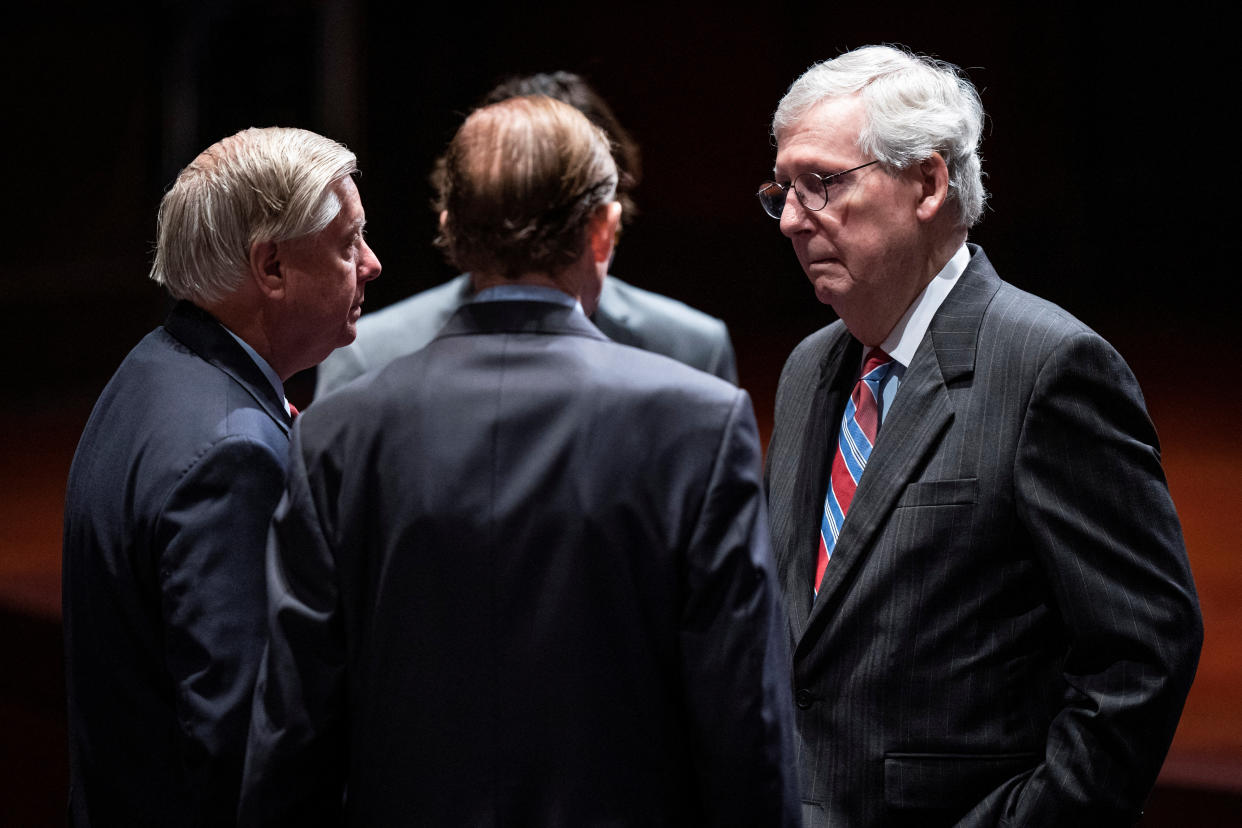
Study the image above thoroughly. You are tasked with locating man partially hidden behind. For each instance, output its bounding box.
[62,127,380,826]
[239,96,797,826]
[313,71,737,399]
[760,46,1202,826]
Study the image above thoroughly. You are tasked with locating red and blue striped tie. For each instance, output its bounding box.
[815,348,894,597]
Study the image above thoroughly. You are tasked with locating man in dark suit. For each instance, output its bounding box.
[760,45,1202,826]
[314,71,736,399]
[240,95,797,826]
[62,127,381,826]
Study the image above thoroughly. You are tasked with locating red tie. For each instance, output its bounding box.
[288,402,299,419]
[815,349,893,595]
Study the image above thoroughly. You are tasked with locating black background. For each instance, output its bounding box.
[3,1,1235,411]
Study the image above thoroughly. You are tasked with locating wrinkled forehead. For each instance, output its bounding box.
[774,96,867,176]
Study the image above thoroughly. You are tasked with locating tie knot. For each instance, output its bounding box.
[862,348,893,379]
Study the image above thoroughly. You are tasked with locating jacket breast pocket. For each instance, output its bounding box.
[884,751,1037,810]
[896,478,978,509]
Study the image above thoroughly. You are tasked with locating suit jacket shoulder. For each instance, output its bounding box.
[316,273,738,398]
[594,276,737,383]
[314,273,472,397]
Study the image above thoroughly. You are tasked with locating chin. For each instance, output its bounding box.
[810,278,844,309]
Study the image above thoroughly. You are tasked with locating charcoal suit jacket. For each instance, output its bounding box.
[240,298,798,826]
[765,245,1202,828]
[63,301,293,826]
[313,272,738,398]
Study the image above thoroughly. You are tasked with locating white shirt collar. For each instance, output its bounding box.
[878,243,971,367]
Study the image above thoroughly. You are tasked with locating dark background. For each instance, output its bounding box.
[3,1,1238,823]
[5,1,1234,407]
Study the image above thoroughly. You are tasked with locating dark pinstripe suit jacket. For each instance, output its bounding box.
[765,246,1202,827]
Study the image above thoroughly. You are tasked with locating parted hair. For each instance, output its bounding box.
[149,127,358,304]
[434,95,618,280]
[773,45,987,228]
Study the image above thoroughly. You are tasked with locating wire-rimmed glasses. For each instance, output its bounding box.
[756,160,880,219]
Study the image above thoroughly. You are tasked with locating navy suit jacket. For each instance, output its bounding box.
[313,273,738,398]
[240,300,798,826]
[765,246,1202,827]
[63,301,292,827]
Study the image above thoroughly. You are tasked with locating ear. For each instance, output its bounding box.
[914,152,951,223]
[249,240,285,299]
[439,210,449,229]
[588,201,623,264]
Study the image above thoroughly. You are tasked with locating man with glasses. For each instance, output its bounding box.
[761,45,1201,827]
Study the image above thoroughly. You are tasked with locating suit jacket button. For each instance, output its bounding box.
[795,688,813,709]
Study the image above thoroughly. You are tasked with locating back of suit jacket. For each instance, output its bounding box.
[241,300,797,826]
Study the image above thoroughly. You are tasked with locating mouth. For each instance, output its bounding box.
[807,256,842,268]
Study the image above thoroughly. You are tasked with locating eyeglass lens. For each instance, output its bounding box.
[758,174,829,219]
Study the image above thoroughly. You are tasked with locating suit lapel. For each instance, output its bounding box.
[162,301,292,434]
[799,246,1000,643]
[783,331,859,637]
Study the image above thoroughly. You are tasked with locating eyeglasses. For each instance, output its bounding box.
[756,160,880,219]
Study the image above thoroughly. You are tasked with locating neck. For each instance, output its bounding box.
[845,229,967,348]
[472,271,570,297]
[201,293,296,381]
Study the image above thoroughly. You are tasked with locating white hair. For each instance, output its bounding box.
[773,45,987,228]
[149,127,358,304]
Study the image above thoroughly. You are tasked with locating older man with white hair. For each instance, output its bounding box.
[761,45,1201,827]
[62,126,380,827]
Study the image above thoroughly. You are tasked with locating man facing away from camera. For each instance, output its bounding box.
[62,126,380,826]
[761,45,1202,827]
[313,71,737,400]
[238,94,798,826]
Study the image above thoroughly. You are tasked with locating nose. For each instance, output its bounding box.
[779,190,812,238]
[359,238,381,283]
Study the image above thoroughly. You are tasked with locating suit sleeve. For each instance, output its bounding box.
[156,434,286,825]
[678,390,800,827]
[1006,331,1203,826]
[708,322,740,385]
[238,424,347,825]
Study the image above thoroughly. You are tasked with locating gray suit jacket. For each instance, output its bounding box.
[241,299,797,826]
[765,246,1202,828]
[314,273,737,398]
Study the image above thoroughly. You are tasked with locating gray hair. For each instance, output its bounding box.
[149,127,358,304]
[773,45,987,228]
